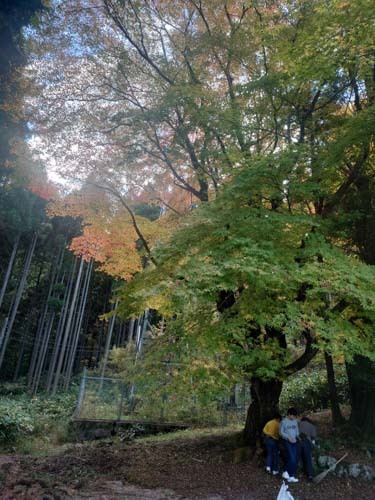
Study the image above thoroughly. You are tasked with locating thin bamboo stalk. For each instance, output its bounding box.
[0,232,37,369]
[64,258,93,389]
[0,233,20,311]
[52,257,84,395]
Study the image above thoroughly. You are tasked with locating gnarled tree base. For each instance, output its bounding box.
[242,377,283,447]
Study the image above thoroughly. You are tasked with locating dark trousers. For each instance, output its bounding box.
[283,440,298,477]
[299,439,313,478]
[264,436,279,471]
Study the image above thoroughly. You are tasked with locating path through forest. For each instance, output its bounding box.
[0,419,374,500]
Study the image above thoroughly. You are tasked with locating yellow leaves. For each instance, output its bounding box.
[68,210,156,280]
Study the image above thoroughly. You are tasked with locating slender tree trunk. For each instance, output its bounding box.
[13,323,28,381]
[33,245,66,391]
[28,309,47,386]
[0,317,9,353]
[124,320,129,345]
[134,313,143,353]
[0,233,20,310]
[99,299,119,386]
[61,290,81,380]
[31,313,54,394]
[324,352,344,426]
[76,297,91,369]
[52,257,84,395]
[64,258,93,389]
[94,279,112,365]
[0,232,37,369]
[128,312,149,402]
[136,309,149,357]
[115,320,123,347]
[95,321,105,366]
[46,257,76,392]
[126,317,135,346]
[28,257,58,388]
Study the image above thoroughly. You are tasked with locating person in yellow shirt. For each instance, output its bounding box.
[263,413,282,475]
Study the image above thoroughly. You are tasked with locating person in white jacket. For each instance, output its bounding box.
[280,408,299,483]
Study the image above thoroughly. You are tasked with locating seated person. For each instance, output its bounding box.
[263,413,282,475]
[280,407,299,483]
[298,416,317,481]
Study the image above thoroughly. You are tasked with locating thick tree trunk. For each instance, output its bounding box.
[346,356,375,435]
[346,211,375,432]
[324,352,344,426]
[242,327,318,446]
[243,377,283,447]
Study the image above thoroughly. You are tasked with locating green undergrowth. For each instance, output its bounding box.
[0,382,78,453]
[280,362,349,414]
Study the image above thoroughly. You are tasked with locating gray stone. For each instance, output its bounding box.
[317,455,337,469]
[359,465,375,480]
[335,465,349,478]
[317,454,374,481]
[348,463,362,478]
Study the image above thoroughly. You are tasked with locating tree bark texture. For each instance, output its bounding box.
[346,356,375,435]
[324,352,344,426]
[243,377,283,447]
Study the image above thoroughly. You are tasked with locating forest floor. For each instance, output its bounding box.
[0,411,374,500]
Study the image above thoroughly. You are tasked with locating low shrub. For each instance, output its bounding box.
[0,387,78,449]
[280,364,349,413]
[0,398,34,444]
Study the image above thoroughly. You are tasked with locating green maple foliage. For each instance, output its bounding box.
[119,147,375,383]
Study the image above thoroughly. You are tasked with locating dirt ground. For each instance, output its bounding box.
[0,413,374,499]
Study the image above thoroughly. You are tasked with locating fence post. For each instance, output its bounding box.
[118,384,125,421]
[160,393,167,422]
[75,367,87,418]
[222,404,228,427]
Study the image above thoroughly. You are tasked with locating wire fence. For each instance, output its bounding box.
[75,373,251,427]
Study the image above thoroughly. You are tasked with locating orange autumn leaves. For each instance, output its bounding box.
[48,184,191,280]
